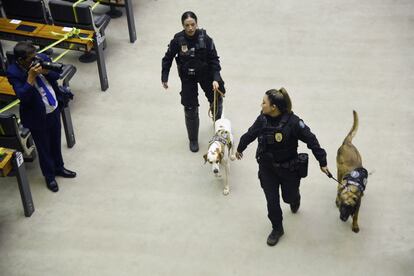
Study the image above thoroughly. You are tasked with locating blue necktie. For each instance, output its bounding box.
[36,76,56,106]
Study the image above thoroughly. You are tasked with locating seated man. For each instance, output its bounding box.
[6,41,76,192]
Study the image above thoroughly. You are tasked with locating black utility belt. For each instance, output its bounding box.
[272,153,309,178]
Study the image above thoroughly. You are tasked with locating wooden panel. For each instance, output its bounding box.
[0,148,14,177]
[0,77,16,96]
[0,18,43,37]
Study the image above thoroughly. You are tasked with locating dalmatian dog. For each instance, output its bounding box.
[203,117,236,195]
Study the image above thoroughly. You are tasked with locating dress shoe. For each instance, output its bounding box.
[290,200,301,214]
[46,179,59,192]
[267,227,284,246]
[56,168,77,178]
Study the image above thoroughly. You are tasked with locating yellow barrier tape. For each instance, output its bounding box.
[72,0,86,23]
[0,99,20,114]
[38,27,93,54]
[91,0,101,10]
[50,27,93,42]
[52,44,75,62]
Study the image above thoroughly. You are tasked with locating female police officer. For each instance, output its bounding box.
[161,11,225,152]
[235,88,330,246]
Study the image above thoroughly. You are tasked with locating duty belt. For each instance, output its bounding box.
[272,158,297,169]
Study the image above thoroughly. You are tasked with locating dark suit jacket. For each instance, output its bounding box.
[6,53,63,130]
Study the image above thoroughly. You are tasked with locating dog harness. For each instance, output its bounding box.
[343,167,368,192]
[209,131,231,147]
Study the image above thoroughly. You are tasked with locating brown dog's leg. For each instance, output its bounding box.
[352,202,361,233]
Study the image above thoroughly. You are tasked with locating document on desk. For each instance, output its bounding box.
[10,19,22,24]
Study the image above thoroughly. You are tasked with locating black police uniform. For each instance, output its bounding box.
[161,29,225,151]
[237,112,327,230]
[161,29,225,109]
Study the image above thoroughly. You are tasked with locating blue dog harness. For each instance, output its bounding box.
[343,167,368,192]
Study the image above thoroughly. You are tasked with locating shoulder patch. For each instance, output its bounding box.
[298,120,305,129]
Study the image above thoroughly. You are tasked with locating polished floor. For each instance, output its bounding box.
[0,0,413,275]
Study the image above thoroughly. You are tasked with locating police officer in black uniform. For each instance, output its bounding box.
[235,88,330,246]
[161,11,225,152]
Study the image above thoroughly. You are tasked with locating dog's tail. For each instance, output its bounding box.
[343,110,359,145]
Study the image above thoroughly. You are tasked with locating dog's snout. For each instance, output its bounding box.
[213,168,219,174]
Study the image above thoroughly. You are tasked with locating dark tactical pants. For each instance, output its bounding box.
[180,73,225,108]
[258,163,301,229]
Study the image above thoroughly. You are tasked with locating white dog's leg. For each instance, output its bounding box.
[229,133,236,161]
[223,160,230,195]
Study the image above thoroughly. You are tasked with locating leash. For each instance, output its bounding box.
[326,171,343,185]
[210,88,225,128]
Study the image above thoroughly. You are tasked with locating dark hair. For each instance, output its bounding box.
[181,11,197,24]
[265,87,292,113]
[14,41,36,61]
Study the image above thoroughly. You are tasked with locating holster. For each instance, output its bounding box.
[296,153,309,178]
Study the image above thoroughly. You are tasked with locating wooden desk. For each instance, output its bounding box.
[37,24,94,52]
[0,18,108,91]
[0,148,34,217]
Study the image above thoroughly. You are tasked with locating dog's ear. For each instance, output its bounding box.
[218,151,224,163]
[203,154,208,164]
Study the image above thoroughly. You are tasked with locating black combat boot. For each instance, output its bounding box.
[184,106,199,152]
[209,97,223,121]
[267,225,284,246]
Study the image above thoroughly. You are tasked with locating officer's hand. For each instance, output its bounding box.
[212,81,219,92]
[235,151,243,160]
[162,82,168,89]
[320,166,330,176]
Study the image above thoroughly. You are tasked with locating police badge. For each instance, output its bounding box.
[181,44,188,53]
[275,132,283,142]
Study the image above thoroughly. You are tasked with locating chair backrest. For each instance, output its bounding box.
[0,42,7,76]
[0,113,37,161]
[0,113,22,150]
[48,0,94,30]
[2,0,49,24]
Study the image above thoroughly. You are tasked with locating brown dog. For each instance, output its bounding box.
[336,110,368,233]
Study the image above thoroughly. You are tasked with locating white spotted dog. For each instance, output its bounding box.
[203,117,236,195]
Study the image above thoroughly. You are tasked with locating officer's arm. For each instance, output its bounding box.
[207,38,222,82]
[237,116,263,153]
[296,120,327,167]
[161,38,179,82]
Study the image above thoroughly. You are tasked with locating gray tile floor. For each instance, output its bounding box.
[1,0,413,275]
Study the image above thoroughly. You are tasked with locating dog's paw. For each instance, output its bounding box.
[352,226,360,233]
[223,188,230,195]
